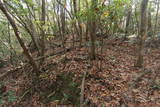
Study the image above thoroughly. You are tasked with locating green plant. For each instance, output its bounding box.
[0,83,17,105]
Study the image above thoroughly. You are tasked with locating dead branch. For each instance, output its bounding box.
[80,71,87,107]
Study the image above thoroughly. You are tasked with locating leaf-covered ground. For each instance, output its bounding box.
[0,39,160,107]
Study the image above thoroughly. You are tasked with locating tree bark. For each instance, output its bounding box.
[40,0,46,58]
[124,8,132,40]
[60,0,66,48]
[89,0,97,60]
[135,0,149,67]
[134,7,140,34]
[8,23,13,64]
[73,0,82,46]
[147,3,152,37]
[154,0,159,36]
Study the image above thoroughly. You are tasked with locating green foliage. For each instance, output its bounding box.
[12,0,20,4]
[25,0,34,7]
[0,83,17,105]
[99,0,131,34]
[76,0,131,35]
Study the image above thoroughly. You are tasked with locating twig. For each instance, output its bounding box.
[16,89,30,105]
[80,71,86,107]
[47,91,55,98]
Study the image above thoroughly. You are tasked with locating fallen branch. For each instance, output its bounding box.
[80,71,87,107]
[47,91,55,98]
[34,46,79,61]
[16,89,30,105]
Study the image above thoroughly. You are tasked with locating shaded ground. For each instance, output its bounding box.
[0,39,160,107]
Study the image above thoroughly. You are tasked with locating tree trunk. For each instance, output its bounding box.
[40,0,46,59]
[0,0,39,72]
[8,23,13,64]
[147,3,152,37]
[85,0,89,42]
[73,0,82,46]
[89,0,97,60]
[124,8,132,40]
[27,5,40,54]
[60,0,66,48]
[135,0,149,67]
[154,0,159,36]
[134,6,140,35]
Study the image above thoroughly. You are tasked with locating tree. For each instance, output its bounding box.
[135,0,149,67]
[124,7,132,40]
[40,0,46,59]
[153,0,159,36]
[89,0,98,60]
[147,2,152,37]
[5,0,40,54]
[0,0,39,72]
[72,0,82,46]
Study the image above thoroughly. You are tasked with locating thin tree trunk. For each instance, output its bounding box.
[89,0,97,60]
[85,0,89,42]
[73,0,82,46]
[124,8,132,40]
[148,3,152,37]
[8,23,13,64]
[26,4,40,54]
[154,0,159,36]
[135,0,149,67]
[60,0,66,48]
[134,7,140,35]
[40,0,46,59]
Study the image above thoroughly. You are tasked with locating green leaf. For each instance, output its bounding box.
[63,93,69,99]
[26,0,34,6]
[13,0,20,4]
[7,91,17,102]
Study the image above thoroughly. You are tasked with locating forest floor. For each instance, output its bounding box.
[0,38,160,107]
